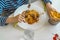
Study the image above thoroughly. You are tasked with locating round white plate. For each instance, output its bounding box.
[14,4,46,30]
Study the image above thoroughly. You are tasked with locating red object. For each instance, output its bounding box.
[54,34,59,37]
[53,37,56,40]
[53,34,59,40]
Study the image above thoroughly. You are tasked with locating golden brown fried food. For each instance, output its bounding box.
[50,10,60,21]
[22,10,39,24]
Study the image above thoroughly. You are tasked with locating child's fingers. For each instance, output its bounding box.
[19,14,24,19]
[18,16,22,22]
[21,11,26,17]
[18,15,25,23]
[22,18,26,23]
[21,13,25,17]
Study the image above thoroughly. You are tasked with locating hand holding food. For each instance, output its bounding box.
[50,10,60,21]
[45,2,60,25]
[15,14,25,23]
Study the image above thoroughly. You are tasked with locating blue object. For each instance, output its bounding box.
[0,4,3,14]
[0,0,29,26]
[0,16,7,26]
[43,0,52,4]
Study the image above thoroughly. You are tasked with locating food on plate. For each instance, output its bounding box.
[22,10,39,24]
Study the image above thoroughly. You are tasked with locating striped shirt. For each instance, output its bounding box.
[0,0,29,26]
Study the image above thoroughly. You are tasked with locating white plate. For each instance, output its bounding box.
[14,4,45,30]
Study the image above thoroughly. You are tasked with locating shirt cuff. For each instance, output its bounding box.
[43,0,52,4]
[0,16,8,26]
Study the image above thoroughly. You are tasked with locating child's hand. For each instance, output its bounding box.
[15,13,25,23]
[6,13,25,23]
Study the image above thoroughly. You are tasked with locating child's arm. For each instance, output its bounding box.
[0,14,25,26]
[6,14,25,23]
[43,0,57,15]
[6,16,18,24]
[43,0,56,12]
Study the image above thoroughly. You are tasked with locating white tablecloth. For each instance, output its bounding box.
[0,0,60,40]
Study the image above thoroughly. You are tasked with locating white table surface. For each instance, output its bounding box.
[0,0,60,40]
